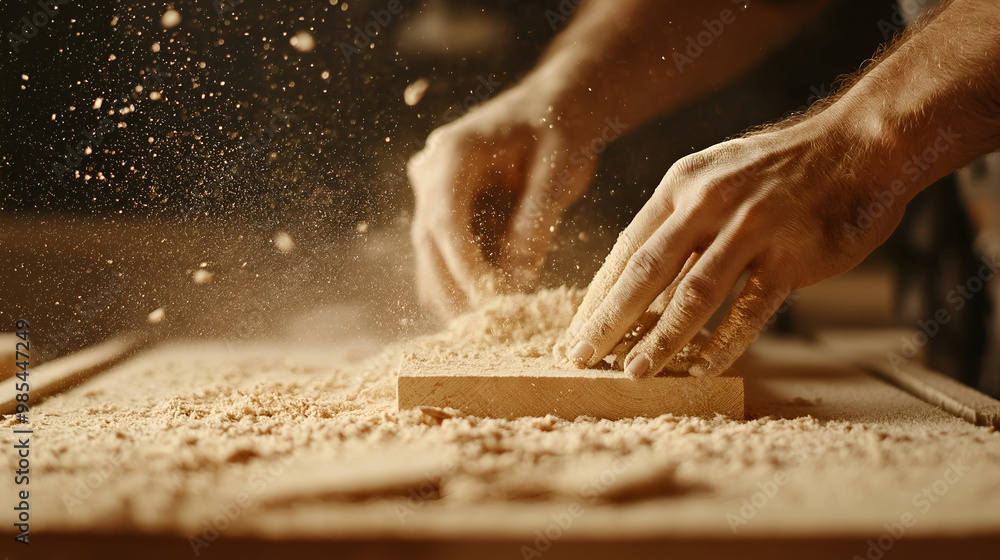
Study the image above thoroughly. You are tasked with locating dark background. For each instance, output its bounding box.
[0,0,902,358]
[2,0,897,222]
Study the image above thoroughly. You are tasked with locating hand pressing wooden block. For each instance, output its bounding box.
[397,355,743,420]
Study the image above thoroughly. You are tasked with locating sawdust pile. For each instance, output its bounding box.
[410,285,584,361]
[2,287,999,538]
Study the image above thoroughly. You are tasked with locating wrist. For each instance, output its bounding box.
[815,90,927,205]
[514,52,615,138]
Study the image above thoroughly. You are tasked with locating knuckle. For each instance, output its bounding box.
[408,126,464,176]
[410,216,439,244]
[726,203,769,235]
[740,299,774,328]
[521,193,552,218]
[623,249,665,290]
[671,152,706,179]
[655,154,701,196]
[410,224,431,247]
[405,155,426,183]
[699,176,740,205]
[426,125,457,149]
[672,274,719,319]
[618,229,641,254]
[537,184,576,210]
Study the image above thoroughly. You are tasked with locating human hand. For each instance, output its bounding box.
[408,83,604,318]
[559,117,910,378]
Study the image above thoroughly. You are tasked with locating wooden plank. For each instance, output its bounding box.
[397,355,743,420]
[862,358,1000,428]
[817,329,1000,428]
[0,332,148,416]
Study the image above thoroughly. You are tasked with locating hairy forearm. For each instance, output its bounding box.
[819,0,1000,197]
[523,0,830,132]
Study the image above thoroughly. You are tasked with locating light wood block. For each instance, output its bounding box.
[397,355,743,420]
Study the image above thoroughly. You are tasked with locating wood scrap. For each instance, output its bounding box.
[0,332,148,416]
[818,329,1000,429]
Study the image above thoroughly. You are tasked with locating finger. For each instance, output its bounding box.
[609,252,702,368]
[502,137,594,290]
[567,214,702,368]
[690,271,791,378]
[622,241,754,379]
[560,193,675,349]
[433,217,500,306]
[412,148,499,306]
[554,233,644,361]
[413,225,467,318]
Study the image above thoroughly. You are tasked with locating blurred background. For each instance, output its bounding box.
[1,0,996,394]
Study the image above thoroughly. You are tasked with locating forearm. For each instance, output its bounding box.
[522,0,830,133]
[820,0,1000,199]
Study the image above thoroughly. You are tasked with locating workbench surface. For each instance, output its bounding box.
[2,329,999,560]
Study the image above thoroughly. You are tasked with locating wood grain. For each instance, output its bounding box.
[397,355,743,420]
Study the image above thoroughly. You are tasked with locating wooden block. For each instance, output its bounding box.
[397,355,743,420]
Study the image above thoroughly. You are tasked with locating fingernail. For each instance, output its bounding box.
[625,354,650,379]
[567,321,581,338]
[568,341,594,363]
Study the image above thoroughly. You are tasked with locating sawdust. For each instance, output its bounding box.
[411,285,586,362]
[2,287,1000,539]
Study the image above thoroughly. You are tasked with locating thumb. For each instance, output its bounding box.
[502,141,596,290]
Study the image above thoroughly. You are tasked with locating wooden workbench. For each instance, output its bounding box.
[1,330,998,560]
